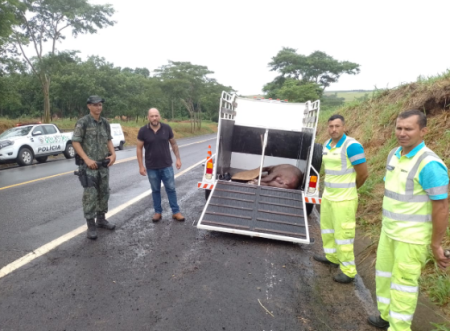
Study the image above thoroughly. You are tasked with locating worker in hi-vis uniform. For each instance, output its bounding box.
[368,110,450,330]
[313,114,368,283]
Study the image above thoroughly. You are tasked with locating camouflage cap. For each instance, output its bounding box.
[87,95,105,104]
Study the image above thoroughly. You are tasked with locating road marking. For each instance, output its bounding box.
[0,158,204,279]
[0,137,215,191]
[0,171,74,191]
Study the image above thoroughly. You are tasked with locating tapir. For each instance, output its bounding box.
[248,164,303,189]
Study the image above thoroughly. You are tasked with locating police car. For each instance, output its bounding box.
[110,123,126,150]
[0,123,75,166]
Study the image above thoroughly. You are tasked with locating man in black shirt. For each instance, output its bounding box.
[137,108,185,222]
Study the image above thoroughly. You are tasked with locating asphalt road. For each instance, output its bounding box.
[0,133,382,331]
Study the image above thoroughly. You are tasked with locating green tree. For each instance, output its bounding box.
[7,0,114,123]
[264,48,360,98]
[155,61,214,131]
[277,79,322,103]
[201,80,234,122]
[320,92,345,111]
[0,0,21,43]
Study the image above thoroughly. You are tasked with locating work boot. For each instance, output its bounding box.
[172,212,185,222]
[333,272,354,284]
[152,213,162,222]
[96,213,116,230]
[367,315,389,329]
[86,218,97,240]
[313,255,339,267]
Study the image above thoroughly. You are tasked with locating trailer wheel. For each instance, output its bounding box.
[306,203,314,216]
[205,189,211,201]
[305,143,322,216]
[311,143,323,173]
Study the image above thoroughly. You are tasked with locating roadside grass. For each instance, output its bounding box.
[432,323,450,331]
[317,71,450,319]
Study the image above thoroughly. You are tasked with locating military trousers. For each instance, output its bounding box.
[375,230,427,331]
[320,197,358,277]
[82,167,110,219]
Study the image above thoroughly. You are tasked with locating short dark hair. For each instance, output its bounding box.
[328,114,345,124]
[397,110,427,129]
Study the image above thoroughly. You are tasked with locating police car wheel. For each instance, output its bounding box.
[36,156,48,163]
[17,147,34,166]
[64,143,75,159]
[118,142,124,150]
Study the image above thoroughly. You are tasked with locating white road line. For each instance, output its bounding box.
[0,158,205,280]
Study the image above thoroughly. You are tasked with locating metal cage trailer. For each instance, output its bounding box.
[197,92,323,244]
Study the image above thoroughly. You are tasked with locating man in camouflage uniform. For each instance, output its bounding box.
[72,95,117,240]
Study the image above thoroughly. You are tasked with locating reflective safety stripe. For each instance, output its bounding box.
[323,138,359,175]
[377,296,390,304]
[405,151,440,193]
[341,261,355,266]
[335,238,354,245]
[325,182,356,188]
[386,148,398,166]
[324,248,336,253]
[376,270,392,278]
[385,151,442,197]
[425,184,448,196]
[390,311,413,322]
[384,189,430,202]
[349,153,365,163]
[391,283,418,293]
[321,229,335,234]
[383,209,431,222]
[339,138,356,170]
[325,168,355,175]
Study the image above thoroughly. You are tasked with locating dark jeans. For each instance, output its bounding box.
[147,167,180,214]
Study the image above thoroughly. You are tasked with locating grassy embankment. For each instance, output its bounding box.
[317,72,450,321]
[0,118,218,146]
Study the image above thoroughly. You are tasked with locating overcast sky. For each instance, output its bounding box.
[57,0,449,95]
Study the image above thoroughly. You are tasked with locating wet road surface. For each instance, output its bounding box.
[0,133,399,330]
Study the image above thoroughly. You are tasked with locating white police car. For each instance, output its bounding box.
[110,123,126,150]
[0,123,75,166]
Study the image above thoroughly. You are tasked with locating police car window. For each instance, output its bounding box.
[0,126,32,139]
[43,125,57,134]
[32,125,44,135]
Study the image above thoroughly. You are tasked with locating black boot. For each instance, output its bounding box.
[96,213,116,230]
[313,255,339,267]
[367,315,389,329]
[86,218,98,240]
[333,272,354,284]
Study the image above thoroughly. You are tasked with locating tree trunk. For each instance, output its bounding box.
[198,102,202,130]
[171,99,174,120]
[42,76,51,123]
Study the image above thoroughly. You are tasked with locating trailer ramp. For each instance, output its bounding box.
[197,181,311,244]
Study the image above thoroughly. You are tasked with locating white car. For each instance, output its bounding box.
[0,123,75,166]
[110,123,126,150]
